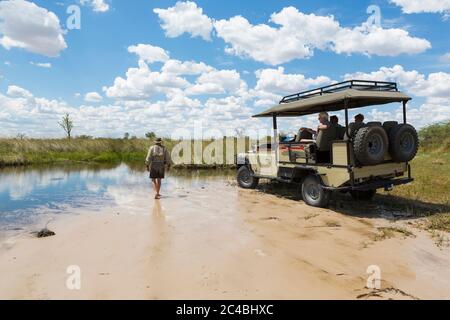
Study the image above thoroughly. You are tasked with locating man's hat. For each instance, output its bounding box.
[155,137,163,143]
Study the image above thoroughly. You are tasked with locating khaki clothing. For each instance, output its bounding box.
[316,120,337,151]
[145,144,171,179]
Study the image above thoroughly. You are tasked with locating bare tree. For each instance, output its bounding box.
[16,133,27,140]
[59,113,74,139]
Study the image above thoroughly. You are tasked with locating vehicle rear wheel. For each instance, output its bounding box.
[353,126,389,165]
[388,124,419,162]
[236,166,259,189]
[350,189,376,201]
[301,175,330,208]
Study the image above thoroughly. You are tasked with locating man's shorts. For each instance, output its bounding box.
[149,163,165,179]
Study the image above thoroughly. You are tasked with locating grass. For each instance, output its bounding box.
[373,226,415,241]
[381,121,450,206]
[0,137,252,168]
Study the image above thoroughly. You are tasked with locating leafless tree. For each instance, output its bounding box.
[59,113,74,139]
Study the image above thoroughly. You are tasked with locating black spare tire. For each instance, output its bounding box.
[388,124,419,162]
[353,126,388,165]
[237,166,259,189]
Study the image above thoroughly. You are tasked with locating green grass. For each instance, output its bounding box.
[382,121,450,206]
[0,137,252,168]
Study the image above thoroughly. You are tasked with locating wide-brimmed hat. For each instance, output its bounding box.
[155,137,163,143]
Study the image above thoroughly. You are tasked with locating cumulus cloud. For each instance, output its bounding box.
[128,44,169,63]
[7,85,33,99]
[104,60,191,100]
[185,69,248,96]
[105,44,249,100]
[0,0,67,57]
[344,65,450,101]
[251,67,332,106]
[214,6,431,65]
[390,0,450,14]
[161,59,214,75]
[84,92,103,102]
[344,65,450,128]
[80,0,110,12]
[154,1,213,40]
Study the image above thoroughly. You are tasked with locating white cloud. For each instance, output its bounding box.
[30,61,52,68]
[104,60,190,100]
[105,44,249,100]
[186,69,248,96]
[344,65,450,100]
[344,65,450,128]
[255,67,332,94]
[390,0,450,14]
[153,1,213,40]
[80,0,110,12]
[214,6,430,65]
[161,59,214,75]
[251,67,332,106]
[7,85,33,99]
[0,0,67,57]
[84,92,103,102]
[127,44,169,63]
[333,24,431,57]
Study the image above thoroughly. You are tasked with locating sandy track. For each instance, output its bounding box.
[0,180,449,299]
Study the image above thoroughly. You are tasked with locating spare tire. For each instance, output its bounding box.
[388,124,419,162]
[383,121,398,135]
[353,126,388,165]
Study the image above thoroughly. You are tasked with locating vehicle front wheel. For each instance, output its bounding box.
[350,189,376,201]
[301,175,330,208]
[236,166,259,189]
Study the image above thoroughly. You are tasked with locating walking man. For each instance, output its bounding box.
[145,138,171,199]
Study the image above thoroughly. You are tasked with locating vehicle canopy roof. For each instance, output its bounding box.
[253,80,411,118]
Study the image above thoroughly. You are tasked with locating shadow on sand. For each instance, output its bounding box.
[256,181,450,221]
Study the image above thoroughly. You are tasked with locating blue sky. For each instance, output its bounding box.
[0,0,449,138]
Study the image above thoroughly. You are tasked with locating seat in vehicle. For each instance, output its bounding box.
[316,125,337,163]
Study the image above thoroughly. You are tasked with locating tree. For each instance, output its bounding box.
[145,131,156,140]
[123,132,130,140]
[16,133,26,140]
[59,113,74,139]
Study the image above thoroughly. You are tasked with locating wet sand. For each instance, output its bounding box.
[1,179,449,300]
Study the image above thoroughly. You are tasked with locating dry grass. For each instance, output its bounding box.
[373,226,415,241]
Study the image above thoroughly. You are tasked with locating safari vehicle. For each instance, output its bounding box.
[236,80,419,207]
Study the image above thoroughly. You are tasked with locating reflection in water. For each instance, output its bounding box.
[0,163,233,232]
[152,200,164,220]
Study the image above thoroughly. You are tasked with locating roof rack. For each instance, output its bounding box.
[280,80,398,104]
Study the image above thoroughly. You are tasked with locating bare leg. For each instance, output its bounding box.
[155,178,162,198]
[151,178,158,199]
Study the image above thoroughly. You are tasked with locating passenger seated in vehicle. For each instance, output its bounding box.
[330,115,342,127]
[331,115,345,139]
[344,113,365,140]
[295,128,313,142]
[302,112,337,163]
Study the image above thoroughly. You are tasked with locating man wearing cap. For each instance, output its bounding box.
[145,138,171,199]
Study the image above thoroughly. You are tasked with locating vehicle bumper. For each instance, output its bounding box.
[321,177,414,191]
